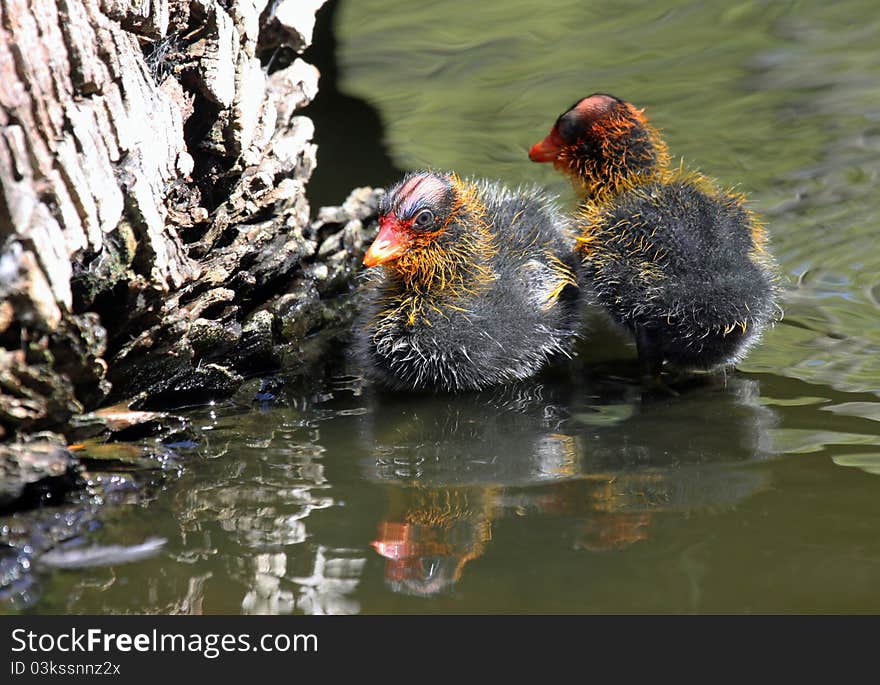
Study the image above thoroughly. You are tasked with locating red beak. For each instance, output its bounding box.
[528,128,565,163]
[364,218,409,267]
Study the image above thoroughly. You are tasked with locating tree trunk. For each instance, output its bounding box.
[0,0,377,451]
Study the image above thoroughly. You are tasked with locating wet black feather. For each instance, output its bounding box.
[586,180,780,370]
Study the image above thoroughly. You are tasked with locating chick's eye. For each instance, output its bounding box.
[414,210,434,228]
[557,115,582,144]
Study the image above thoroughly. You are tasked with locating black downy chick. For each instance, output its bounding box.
[357,171,581,391]
[529,93,782,377]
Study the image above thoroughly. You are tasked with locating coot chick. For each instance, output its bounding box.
[529,93,781,377]
[357,171,581,391]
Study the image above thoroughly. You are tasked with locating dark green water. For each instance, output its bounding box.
[16,0,880,613]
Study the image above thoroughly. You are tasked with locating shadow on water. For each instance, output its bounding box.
[302,0,405,208]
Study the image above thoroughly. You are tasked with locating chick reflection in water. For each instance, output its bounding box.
[372,486,496,597]
[362,385,581,597]
[547,375,779,553]
[362,376,779,597]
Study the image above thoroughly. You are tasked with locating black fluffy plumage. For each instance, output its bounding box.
[584,177,780,372]
[530,93,782,375]
[356,171,581,391]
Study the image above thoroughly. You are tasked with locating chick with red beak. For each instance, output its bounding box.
[529,92,781,379]
[357,170,582,392]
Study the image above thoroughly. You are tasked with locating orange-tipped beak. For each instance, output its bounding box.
[528,128,565,163]
[363,219,409,267]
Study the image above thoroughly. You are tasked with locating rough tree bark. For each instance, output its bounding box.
[0,0,379,503]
